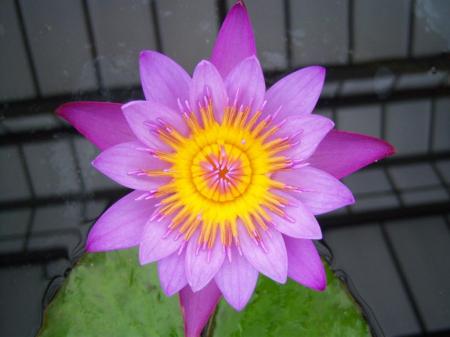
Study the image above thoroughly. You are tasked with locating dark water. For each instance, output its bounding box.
[1,1,449,336]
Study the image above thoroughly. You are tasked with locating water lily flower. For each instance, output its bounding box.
[57,1,394,336]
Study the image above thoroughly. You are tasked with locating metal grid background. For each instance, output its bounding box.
[0,0,449,336]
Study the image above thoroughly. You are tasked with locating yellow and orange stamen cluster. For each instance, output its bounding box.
[132,94,302,256]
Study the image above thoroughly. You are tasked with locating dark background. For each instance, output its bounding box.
[0,0,449,336]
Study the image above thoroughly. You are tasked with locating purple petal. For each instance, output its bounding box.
[158,251,188,296]
[276,115,334,161]
[275,166,355,215]
[139,50,191,111]
[238,224,287,283]
[214,246,258,311]
[179,282,222,337]
[92,141,167,190]
[269,192,322,240]
[225,56,265,112]
[190,60,227,122]
[264,66,325,120]
[185,231,226,292]
[122,100,187,150]
[86,191,154,252]
[285,237,326,291]
[139,217,182,265]
[210,1,256,78]
[308,130,395,179]
[57,102,136,150]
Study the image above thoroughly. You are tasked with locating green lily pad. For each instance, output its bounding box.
[38,249,370,337]
[212,266,370,337]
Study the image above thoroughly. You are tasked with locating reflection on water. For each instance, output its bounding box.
[1,0,449,336]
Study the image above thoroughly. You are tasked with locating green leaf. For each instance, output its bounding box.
[38,249,184,337]
[38,249,370,337]
[212,267,371,337]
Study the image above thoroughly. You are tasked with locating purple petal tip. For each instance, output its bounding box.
[55,103,68,118]
[139,50,151,59]
[386,143,396,157]
[311,65,326,75]
[312,269,327,292]
[317,282,327,292]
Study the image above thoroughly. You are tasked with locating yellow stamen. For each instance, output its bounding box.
[149,100,293,247]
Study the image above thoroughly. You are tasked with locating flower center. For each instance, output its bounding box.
[141,97,296,248]
[191,143,252,202]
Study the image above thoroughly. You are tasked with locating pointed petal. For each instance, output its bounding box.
[57,102,136,150]
[270,192,322,239]
[139,217,182,265]
[264,66,325,120]
[215,246,258,311]
[179,282,222,337]
[285,237,326,291]
[277,115,334,161]
[185,231,226,292]
[308,130,395,179]
[210,1,256,78]
[139,50,191,111]
[158,251,188,296]
[225,56,265,112]
[275,166,355,215]
[122,100,187,150]
[86,191,154,252]
[190,60,227,122]
[92,141,167,190]
[238,224,287,283]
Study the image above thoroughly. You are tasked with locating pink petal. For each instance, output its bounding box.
[139,217,182,265]
[179,282,222,337]
[269,192,322,240]
[185,231,226,292]
[214,246,258,311]
[57,102,136,150]
[122,100,187,150]
[158,251,188,296]
[139,50,191,111]
[275,166,355,215]
[308,130,395,179]
[210,1,256,78]
[264,66,325,120]
[225,56,265,113]
[190,60,227,123]
[86,191,154,252]
[276,114,334,161]
[284,237,326,291]
[238,224,287,283]
[92,141,167,190]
